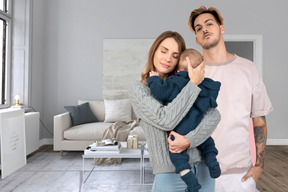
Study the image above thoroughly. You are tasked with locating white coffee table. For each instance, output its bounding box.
[142,147,153,185]
[82,142,142,184]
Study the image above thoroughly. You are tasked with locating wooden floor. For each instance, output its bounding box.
[27,144,55,157]
[33,145,288,191]
[256,145,288,192]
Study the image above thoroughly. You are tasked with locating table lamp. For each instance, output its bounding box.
[14,95,22,106]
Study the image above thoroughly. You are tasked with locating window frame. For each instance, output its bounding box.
[0,0,12,109]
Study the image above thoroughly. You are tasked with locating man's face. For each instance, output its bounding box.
[194,13,224,49]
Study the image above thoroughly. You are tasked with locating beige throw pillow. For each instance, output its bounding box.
[104,99,132,123]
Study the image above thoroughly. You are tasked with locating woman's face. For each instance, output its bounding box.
[153,38,180,79]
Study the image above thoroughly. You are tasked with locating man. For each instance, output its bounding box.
[187,6,273,191]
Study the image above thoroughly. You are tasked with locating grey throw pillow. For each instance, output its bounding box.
[64,102,98,126]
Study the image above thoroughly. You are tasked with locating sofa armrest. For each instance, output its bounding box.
[53,112,72,151]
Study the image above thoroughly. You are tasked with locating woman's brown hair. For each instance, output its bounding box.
[141,31,186,85]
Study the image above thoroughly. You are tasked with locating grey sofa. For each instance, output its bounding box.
[53,100,145,156]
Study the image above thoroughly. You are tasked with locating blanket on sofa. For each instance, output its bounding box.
[94,120,139,165]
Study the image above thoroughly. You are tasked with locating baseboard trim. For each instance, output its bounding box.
[39,138,53,146]
[267,139,288,145]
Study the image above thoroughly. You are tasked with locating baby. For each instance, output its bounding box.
[148,48,221,192]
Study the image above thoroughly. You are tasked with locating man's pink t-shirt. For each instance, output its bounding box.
[205,55,273,174]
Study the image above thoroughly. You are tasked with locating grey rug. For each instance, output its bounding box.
[0,151,153,192]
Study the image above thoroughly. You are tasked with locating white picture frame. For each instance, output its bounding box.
[0,109,26,179]
[103,39,154,99]
[102,36,263,98]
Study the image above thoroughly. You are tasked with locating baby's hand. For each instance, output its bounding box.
[149,71,159,77]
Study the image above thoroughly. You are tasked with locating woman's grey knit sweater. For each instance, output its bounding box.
[129,81,221,175]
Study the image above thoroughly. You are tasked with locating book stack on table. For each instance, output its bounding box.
[84,138,121,155]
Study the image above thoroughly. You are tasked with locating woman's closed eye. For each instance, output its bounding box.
[173,54,179,59]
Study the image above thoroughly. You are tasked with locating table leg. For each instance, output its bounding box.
[84,166,95,183]
[82,157,95,184]
[82,157,84,184]
[140,156,142,185]
[142,156,145,185]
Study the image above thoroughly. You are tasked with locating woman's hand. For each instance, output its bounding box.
[187,57,205,85]
[168,131,190,153]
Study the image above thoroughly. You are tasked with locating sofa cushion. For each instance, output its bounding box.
[64,102,98,126]
[78,100,105,122]
[104,99,132,123]
[63,122,145,141]
[64,122,113,141]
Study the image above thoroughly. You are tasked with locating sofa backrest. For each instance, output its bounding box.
[78,100,105,122]
[78,99,137,122]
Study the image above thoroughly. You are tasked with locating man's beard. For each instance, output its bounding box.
[201,33,221,49]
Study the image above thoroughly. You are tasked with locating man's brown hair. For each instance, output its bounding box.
[188,6,224,33]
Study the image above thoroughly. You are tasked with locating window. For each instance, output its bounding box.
[0,0,11,107]
[0,0,7,12]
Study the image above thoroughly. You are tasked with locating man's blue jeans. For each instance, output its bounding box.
[152,162,215,192]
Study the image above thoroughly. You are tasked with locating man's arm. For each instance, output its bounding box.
[242,116,267,182]
[254,116,267,169]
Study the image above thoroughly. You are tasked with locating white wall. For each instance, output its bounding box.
[31,0,288,143]
[31,0,46,139]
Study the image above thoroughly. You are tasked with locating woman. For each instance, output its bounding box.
[128,31,220,192]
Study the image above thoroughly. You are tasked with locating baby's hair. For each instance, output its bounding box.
[180,48,203,68]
